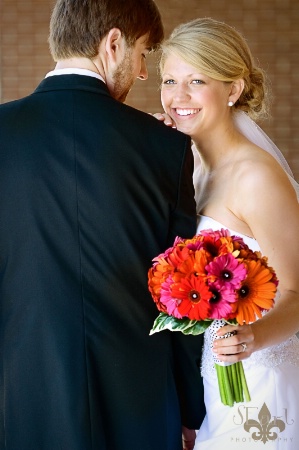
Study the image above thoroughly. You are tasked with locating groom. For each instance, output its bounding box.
[0,1,205,449]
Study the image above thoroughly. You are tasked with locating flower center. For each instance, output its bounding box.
[239,285,250,298]
[221,270,232,280]
[189,290,201,304]
[204,242,219,257]
[210,291,221,304]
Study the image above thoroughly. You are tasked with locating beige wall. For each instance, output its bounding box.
[1,0,298,179]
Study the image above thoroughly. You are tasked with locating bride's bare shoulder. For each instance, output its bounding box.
[229,143,298,222]
[233,141,288,186]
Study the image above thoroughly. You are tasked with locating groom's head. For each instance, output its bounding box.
[48,0,164,101]
[49,0,164,59]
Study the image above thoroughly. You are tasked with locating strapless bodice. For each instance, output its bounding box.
[197,215,260,251]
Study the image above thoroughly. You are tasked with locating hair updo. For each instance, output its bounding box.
[160,18,270,121]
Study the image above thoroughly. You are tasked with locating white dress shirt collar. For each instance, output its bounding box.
[45,68,105,84]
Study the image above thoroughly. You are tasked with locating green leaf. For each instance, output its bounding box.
[149,313,212,336]
[224,318,238,326]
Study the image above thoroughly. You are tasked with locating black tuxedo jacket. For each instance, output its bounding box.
[0,75,205,450]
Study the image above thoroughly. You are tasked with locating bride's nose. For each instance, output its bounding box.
[173,83,191,101]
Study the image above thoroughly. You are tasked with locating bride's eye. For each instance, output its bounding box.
[192,79,204,84]
[163,79,176,85]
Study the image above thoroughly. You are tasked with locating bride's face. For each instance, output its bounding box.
[161,53,232,140]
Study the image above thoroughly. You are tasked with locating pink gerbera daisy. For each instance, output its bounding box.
[206,253,247,290]
[207,284,237,319]
[160,275,183,318]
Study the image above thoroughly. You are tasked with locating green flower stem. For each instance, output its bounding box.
[227,364,239,403]
[237,363,243,402]
[230,363,238,402]
[226,364,233,399]
[215,364,227,405]
[216,364,234,406]
[215,361,250,406]
[235,362,243,402]
[239,361,251,402]
[223,365,234,407]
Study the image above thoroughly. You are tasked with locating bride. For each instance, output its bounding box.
[154,17,299,450]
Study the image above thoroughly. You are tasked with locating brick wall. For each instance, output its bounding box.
[0,0,54,101]
[1,0,298,179]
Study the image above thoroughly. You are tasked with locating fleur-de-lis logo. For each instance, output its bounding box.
[244,403,286,443]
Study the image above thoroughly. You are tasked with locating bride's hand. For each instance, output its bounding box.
[212,323,255,362]
[149,112,176,128]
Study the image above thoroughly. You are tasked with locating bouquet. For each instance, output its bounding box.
[148,229,278,407]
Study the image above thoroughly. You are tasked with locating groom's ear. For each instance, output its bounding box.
[104,28,126,66]
[228,79,245,104]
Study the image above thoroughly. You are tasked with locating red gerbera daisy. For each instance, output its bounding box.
[172,274,212,320]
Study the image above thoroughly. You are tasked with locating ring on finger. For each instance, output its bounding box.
[241,343,247,352]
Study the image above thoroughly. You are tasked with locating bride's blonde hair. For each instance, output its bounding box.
[160,18,270,121]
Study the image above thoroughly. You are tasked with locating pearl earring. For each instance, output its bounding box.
[228,101,234,107]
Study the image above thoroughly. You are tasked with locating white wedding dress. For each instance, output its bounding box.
[194,215,299,450]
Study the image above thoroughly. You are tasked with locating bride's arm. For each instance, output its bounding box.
[213,156,299,362]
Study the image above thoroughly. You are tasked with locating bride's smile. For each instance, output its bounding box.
[175,108,200,116]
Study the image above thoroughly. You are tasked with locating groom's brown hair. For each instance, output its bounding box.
[49,0,164,61]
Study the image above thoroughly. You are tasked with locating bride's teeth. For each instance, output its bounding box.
[176,109,198,116]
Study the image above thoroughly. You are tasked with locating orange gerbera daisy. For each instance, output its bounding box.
[172,249,210,284]
[172,252,197,282]
[167,245,190,268]
[148,259,173,312]
[232,259,277,324]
